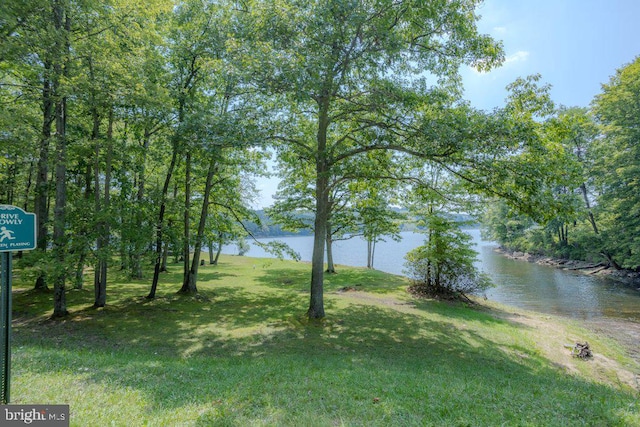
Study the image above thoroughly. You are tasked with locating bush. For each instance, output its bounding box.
[236,237,250,256]
[404,215,492,300]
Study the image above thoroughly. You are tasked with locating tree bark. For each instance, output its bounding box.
[369,238,377,269]
[308,100,330,319]
[94,108,113,308]
[208,240,214,264]
[34,61,53,291]
[325,225,336,273]
[131,125,152,279]
[148,143,178,298]
[579,183,599,235]
[181,150,192,289]
[73,162,92,290]
[212,232,223,265]
[181,158,217,294]
[51,0,70,318]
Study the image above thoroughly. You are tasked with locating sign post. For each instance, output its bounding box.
[0,205,37,404]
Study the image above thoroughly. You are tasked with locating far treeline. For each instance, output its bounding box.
[1,0,638,318]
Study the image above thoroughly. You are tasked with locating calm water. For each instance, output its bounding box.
[224,230,640,322]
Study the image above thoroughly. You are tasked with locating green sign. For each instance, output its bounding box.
[0,205,36,252]
[0,205,36,403]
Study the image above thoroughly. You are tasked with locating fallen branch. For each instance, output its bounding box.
[566,263,606,271]
[588,266,610,275]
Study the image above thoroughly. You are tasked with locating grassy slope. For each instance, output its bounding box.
[9,256,640,426]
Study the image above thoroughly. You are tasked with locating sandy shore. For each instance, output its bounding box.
[496,247,640,380]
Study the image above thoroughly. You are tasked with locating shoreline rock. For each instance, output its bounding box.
[495,247,640,289]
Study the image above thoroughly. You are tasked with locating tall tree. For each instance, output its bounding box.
[592,56,640,269]
[50,0,71,317]
[244,0,503,317]
[149,0,213,298]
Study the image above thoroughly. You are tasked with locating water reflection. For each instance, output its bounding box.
[230,230,640,322]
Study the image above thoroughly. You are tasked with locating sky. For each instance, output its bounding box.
[253,0,640,208]
[461,0,640,110]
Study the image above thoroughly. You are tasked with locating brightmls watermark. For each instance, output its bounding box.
[2,405,69,426]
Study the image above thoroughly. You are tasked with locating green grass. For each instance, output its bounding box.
[8,255,640,426]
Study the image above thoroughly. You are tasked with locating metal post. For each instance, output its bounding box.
[0,252,11,404]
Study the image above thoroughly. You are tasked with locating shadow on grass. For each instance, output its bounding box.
[9,262,639,425]
[253,267,409,295]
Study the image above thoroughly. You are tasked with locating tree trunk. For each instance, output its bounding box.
[325,226,336,273]
[181,150,191,289]
[208,240,214,264]
[213,232,223,265]
[181,159,217,294]
[370,239,376,269]
[22,160,35,211]
[308,101,330,319]
[161,238,169,271]
[367,238,372,269]
[579,183,599,235]
[34,61,53,291]
[131,125,151,279]
[94,108,113,308]
[148,137,179,298]
[148,148,177,298]
[51,1,70,318]
[73,162,93,290]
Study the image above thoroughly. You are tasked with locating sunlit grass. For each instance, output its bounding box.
[9,255,640,426]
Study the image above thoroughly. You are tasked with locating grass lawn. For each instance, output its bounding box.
[8,255,640,426]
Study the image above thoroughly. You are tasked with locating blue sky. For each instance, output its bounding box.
[254,0,640,208]
[461,0,640,110]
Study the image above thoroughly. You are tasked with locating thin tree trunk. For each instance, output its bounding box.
[131,125,151,279]
[181,159,217,294]
[161,233,169,271]
[325,226,335,273]
[22,160,35,211]
[213,240,223,265]
[51,1,69,318]
[148,141,179,298]
[73,163,92,290]
[579,183,599,235]
[94,109,113,308]
[370,239,376,269]
[34,62,53,291]
[182,150,191,289]
[208,240,214,264]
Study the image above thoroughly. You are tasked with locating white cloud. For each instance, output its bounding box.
[505,50,530,64]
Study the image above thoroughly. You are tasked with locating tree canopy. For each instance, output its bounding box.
[1,1,638,319]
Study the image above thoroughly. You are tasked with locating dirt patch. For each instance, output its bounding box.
[583,318,640,366]
[501,311,640,391]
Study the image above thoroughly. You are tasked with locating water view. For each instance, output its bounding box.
[226,229,640,322]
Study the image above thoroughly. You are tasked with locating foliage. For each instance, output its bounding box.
[592,56,640,269]
[404,215,492,299]
[2,0,640,319]
[236,237,250,256]
[480,59,640,270]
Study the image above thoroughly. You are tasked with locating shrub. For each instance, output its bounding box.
[404,215,492,300]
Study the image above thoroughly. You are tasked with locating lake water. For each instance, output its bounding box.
[223,230,640,322]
